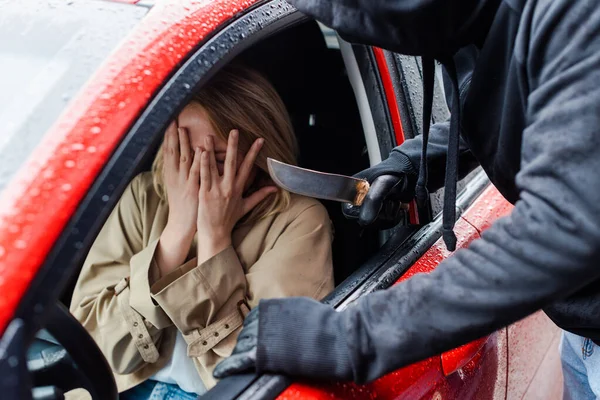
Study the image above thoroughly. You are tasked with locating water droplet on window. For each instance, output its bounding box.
[183,83,191,90]
[62,183,72,192]
[91,126,101,134]
[143,69,152,76]
[87,146,97,153]
[71,143,85,151]
[15,240,26,249]
[102,195,109,202]
[65,160,75,168]
[118,101,126,109]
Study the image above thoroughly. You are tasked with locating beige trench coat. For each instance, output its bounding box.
[69,172,334,393]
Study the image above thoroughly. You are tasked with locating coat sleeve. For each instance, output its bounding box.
[255,0,600,383]
[149,201,334,386]
[362,114,479,196]
[69,175,173,375]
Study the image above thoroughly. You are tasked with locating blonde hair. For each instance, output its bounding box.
[152,64,298,224]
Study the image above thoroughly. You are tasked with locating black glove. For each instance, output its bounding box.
[342,151,417,229]
[213,307,259,379]
[342,175,409,229]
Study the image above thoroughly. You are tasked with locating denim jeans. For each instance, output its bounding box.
[560,331,600,399]
[120,380,198,400]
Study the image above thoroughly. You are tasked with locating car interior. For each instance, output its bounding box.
[26,19,383,400]
[234,20,379,285]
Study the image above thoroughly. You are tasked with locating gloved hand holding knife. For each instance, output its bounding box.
[266,155,417,229]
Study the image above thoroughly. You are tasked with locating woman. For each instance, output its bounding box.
[70,65,334,399]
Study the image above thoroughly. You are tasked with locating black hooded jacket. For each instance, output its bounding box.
[254,0,600,383]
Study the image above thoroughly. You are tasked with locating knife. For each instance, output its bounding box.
[267,158,409,228]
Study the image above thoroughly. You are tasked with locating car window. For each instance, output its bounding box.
[0,0,147,192]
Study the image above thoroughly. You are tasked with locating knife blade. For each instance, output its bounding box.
[267,158,370,206]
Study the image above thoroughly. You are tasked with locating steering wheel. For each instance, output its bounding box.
[27,302,117,400]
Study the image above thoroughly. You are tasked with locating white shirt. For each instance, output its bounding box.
[150,331,207,395]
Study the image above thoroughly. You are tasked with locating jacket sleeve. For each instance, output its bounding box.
[396,121,479,192]
[362,112,479,196]
[149,201,334,386]
[256,0,600,383]
[70,175,173,375]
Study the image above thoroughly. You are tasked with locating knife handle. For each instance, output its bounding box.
[342,199,409,230]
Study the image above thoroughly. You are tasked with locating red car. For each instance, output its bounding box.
[0,0,563,399]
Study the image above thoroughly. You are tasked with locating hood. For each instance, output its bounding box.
[287,0,502,58]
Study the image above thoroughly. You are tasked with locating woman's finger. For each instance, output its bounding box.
[205,136,219,182]
[164,121,179,173]
[199,151,211,192]
[179,127,192,175]
[223,130,239,184]
[189,147,201,187]
[237,138,264,188]
[242,186,278,216]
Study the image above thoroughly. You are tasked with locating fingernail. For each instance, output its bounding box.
[257,138,264,146]
[232,130,239,138]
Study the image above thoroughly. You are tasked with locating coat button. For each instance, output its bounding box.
[202,341,208,346]
[225,324,230,329]
[133,322,138,327]
[144,345,149,349]
[138,334,143,339]
[214,332,219,337]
